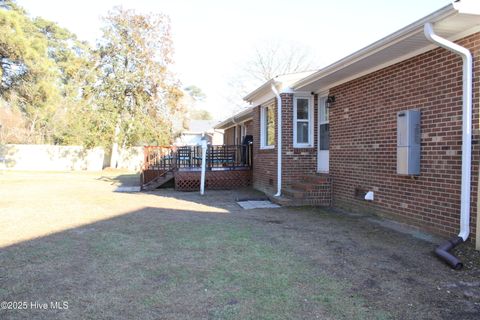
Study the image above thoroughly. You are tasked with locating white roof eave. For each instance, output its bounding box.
[293,2,480,92]
[243,79,275,103]
[213,107,254,130]
[243,71,316,105]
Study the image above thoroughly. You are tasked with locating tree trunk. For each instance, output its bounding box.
[110,120,121,168]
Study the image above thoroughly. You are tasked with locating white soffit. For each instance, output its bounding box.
[243,71,315,106]
[294,4,480,93]
[214,106,254,130]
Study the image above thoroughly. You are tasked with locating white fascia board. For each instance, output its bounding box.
[244,71,316,104]
[243,80,275,103]
[214,107,254,129]
[292,3,457,91]
[280,86,295,94]
[306,23,480,94]
[251,85,303,106]
[249,91,276,107]
[213,119,230,130]
[220,117,254,131]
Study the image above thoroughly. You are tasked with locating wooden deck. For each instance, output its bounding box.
[141,144,252,190]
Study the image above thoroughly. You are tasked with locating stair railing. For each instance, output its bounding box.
[142,146,177,185]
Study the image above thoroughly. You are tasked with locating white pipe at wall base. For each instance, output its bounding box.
[271,84,282,197]
[424,23,472,241]
[477,180,480,250]
[200,140,207,195]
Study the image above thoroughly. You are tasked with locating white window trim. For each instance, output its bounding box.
[260,105,275,149]
[293,95,314,148]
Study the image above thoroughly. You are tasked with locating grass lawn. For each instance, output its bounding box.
[0,171,479,319]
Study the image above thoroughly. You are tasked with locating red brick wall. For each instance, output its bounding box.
[281,93,318,187]
[252,94,320,194]
[244,119,253,138]
[252,99,278,194]
[224,120,253,145]
[249,33,479,242]
[224,127,235,145]
[329,33,480,242]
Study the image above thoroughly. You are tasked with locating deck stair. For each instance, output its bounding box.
[142,171,174,191]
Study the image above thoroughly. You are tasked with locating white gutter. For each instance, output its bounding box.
[271,84,282,197]
[245,79,275,103]
[424,22,472,241]
[214,107,253,130]
[293,4,456,91]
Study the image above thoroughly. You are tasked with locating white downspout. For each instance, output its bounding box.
[200,139,207,195]
[271,84,282,197]
[424,23,472,241]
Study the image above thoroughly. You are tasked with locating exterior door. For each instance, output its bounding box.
[317,97,329,173]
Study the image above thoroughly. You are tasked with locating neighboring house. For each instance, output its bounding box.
[175,120,223,146]
[217,1,480,248]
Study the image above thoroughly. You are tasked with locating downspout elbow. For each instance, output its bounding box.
[424,23,472,65]
[434,236,464,270]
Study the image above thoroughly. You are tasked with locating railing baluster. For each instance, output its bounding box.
[143,144,252,174]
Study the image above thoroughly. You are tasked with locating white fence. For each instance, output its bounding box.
[113,146,144,172]
[0,144,144,172]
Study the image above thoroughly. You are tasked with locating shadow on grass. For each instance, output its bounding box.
[97,173,141,188]
[0,206,390,320]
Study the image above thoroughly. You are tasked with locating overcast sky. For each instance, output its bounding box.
[19,0,451,120]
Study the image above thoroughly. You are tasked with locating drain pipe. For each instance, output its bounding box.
[424,22,472,269]
[200,139,207,195]
[271,83,282,197]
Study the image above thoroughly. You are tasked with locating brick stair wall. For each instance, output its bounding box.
[272,174,331,206]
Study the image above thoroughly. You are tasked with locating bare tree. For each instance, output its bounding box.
[225,40,317,114]
[244,40,316,83]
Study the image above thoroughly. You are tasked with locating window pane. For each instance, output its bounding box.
[296,99,309,120]
[320,123,329,150]
[264,105,275,146]
[320,105,330,123]
[296,121,309,144]
[320,104,329,123]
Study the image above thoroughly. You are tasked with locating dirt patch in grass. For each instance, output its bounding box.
[0,171,479,319]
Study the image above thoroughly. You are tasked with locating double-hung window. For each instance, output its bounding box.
[293,96,313,147]
[260,102,275,149]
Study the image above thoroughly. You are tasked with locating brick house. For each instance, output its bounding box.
[215,1,480,250]
[216,107,254,146]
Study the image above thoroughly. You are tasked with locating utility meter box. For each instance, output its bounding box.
[397,109,421,175]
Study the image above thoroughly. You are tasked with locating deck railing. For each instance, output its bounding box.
[143,144,252,172]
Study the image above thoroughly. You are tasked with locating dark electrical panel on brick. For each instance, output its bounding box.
[397,109,421,175]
